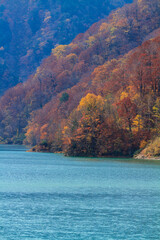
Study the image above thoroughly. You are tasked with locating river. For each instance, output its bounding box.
[0,145,160,239]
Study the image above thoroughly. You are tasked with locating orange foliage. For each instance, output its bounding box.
[0,0,160,156]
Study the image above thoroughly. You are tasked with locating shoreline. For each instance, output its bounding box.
[1,143,160,160]
[135,155,160,161]
[29,145,160,160]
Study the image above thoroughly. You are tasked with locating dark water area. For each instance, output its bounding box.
[0,145,160,239]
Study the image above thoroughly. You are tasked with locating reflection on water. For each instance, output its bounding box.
[0,144,30,152]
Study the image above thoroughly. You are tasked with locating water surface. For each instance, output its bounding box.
[0,145,160,239]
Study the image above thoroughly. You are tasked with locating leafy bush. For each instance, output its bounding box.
[60,92,69,103]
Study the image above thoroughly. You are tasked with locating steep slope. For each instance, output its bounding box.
[26,34,160,156]
[0,0,160,156]
[0,0,132,94]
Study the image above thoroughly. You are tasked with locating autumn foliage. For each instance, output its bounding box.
[0,0,160,156]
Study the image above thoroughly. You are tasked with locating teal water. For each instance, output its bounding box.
[0,145,160,240]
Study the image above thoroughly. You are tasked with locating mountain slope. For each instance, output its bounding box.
[0,0,160,157]
[0,0,132,94]
[25,34,160,156]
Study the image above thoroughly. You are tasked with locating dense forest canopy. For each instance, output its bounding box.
[0,0,132,94]
[0,0,160,158]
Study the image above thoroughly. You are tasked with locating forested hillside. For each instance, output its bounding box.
[0,0,160,157]
[0,0,131,94]
[26,35,160,156]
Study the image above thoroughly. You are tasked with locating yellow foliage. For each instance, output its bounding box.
[62,126,69,135]
[88,36,96,42]
[153,98,160,119]
[120,86,138,101]
[120,91,128,100]
[110,26,117,35]
[52,45,68,58]
[85,36,96,47]
[66,53,78,64]
[64,126,69,130]
[133,115,143,131]
[77,93,105,114]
